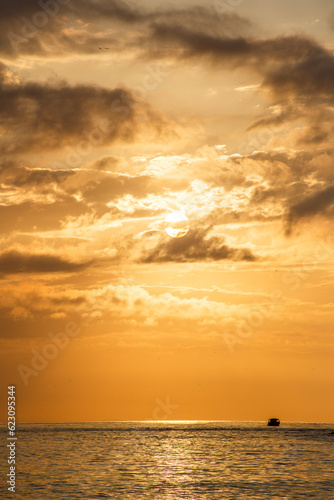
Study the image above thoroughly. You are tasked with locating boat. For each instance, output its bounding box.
[267,417,280,427]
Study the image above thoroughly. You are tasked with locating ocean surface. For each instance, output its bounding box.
[1,421,334,499]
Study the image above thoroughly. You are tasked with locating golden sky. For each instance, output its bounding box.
[0,0,334,423]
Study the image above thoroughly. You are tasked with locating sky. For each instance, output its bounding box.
[0,0,334,423]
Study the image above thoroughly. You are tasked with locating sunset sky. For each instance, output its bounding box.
[0,0,334,423]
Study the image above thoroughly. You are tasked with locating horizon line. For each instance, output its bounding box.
[1,419,334,425]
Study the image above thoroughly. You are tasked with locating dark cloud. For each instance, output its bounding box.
[3,0,334,151]
[149,22,334,117]
[147,24,327,65]
[0,161,75,188]
[145,24,334,151]
[0,0,253,57]
[285,185,334,235]
[140,226,256,263]
[1,0,134,57]
[151,8,252,38]
[1,0,63,57]
[93,156,123,171]
[250,186,282,205]
[147,18,334,153]
[0,250,93,274]
[70,1,251,36]
[244,149,334,230]
[243,42,334,145]
[247,105,299,131]
[296,123,331,146]
[1,0,44,19]
[2,0,333,109]
[2,1,334,241]
[0,64,171,154]
[247,150,333,183]
[3,0,320,70]
[263,53,334,101]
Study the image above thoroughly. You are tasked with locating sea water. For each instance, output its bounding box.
[1,421,333,499]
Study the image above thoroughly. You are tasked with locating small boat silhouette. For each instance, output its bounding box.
[267,417,280,427]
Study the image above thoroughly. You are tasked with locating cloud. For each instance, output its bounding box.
[285,185,334,235]
[10,306,33,320]
[92,155,124,171]
[70,1,251,36]
[0,281,255,339]
[147,24,327,66]
[0,63,172,154]
[148,22,334,124]
[140,226,256,263]
[77,170,188,204]
[3,2,333,156]
[247,104,300,131]
[329,9,334,30]
[0,250,93,274]
[70,0,144,23]
[3,0,333,104]
[0,160,75,189]
[2,3,334,240]
[0,0,253,57]
[247,149,334,184]
[79,172,161,204]
[1,0,134,57]
[262,52,334,101]
[0,197,90,233]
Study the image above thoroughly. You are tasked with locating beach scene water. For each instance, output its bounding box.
[1,421,333,499]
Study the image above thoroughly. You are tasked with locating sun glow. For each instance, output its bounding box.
[164,211,189,238]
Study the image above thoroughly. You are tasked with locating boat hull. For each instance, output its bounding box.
[267,418,280,426]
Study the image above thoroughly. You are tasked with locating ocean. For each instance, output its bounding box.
[1,421,333,499]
